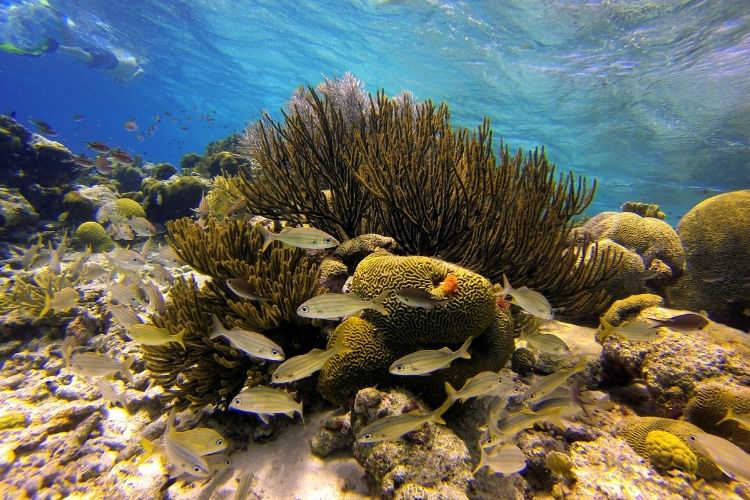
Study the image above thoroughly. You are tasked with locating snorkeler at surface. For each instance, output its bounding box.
[0,0,144,81]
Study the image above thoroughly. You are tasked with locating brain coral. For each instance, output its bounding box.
[666,190,750,331]
[644,430,697,475]
[684,381,750,453]
[73,221,114,252]
[575,211,684,281]
[350,252,497,345]
[620,416,722,479]
[318,252,515,405]
[113,198,146,219]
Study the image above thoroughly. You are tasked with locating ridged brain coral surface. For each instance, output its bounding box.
[644,430,698,474]
[685,381,750,453]
[350,253,496,345]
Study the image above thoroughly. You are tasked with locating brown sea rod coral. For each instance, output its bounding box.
[238,83,620,319]
[140,219,322,409]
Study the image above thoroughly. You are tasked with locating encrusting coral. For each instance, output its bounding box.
[318,252,515,406]
[619,416,723,480]
[236,79,621,320]
[140,218,323,409]
[73,221,114,252]
[644,429,698,475]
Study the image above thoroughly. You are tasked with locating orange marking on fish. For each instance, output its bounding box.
[439,274,459,295]
[496,295,510,312]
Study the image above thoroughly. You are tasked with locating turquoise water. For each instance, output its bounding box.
[1,0,748,220]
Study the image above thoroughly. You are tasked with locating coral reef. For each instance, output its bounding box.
[573,211,684,293]
[141,218,322,409]
[318,252,515,406]
[112,164,144,192]
[684,381,750,453]
[237,87,620,320]
[61,191,96,223]
[150,162,177,180]
[0,187,39,237]
[619,416,722,479]
[141,176,209,224]
[351,387,473,498]
[644,429,698,474]
[73,221,114,252]
[666,190,750,331]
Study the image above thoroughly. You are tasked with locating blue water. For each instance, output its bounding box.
[1,0,748,223]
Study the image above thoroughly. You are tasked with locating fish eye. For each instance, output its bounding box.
[300,306,309,313]
[271,349,279,355]
[234,398,241,405]
[216,439,224,445]
[395,365,403,371]
[193,466,201,472]
[363,433,372,440]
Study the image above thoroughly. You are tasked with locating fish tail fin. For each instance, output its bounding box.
[716,408,735,426]
[456,336,473,360]
[444,381,457,401]
[175,328,187,349]
[432,395,456,423]
[209,315,224,338]
[370,289,391,315]
[258,225,275,252]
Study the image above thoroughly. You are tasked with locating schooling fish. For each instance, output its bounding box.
[109,282,142,308]
[29,118,57,136]
[522,331,570,356]
[357,396,454,443]
[70,352,134,383]
[106,247,146,272]
[164,411,210,479]
[474,443,527,475]
[389,336,473,376]
[499,274,553,320]
[226,278,271,302]
[127,324,186,349]
[95,378,128,408]
[297,291,390,319]
[230,386,304,424]
[140,279,165,313]
[271,347,337,384]
[687,431,750,483]
[87,141,110,153]
[600,318,660,342]
[127,217,157,237]
[171,426,228,456]
[393,287,447,309]
[444,371,508,403]
[259,225,339,252]
[646,312,709,331]
[39,287,79,318]
[525,356,590,407]
[108,303,142,327]
[95,156,113,176]
[210,315,284,361]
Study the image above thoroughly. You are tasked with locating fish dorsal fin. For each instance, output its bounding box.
[438,347,452,353]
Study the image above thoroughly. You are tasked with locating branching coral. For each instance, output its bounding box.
[235,84,621,320]
[142,218,323,409]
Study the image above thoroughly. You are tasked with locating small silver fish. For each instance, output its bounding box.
[271,348,337,384]
[164,411,210,478]
[229,386,303,424]
[444,371,508,403]
[525,356,589,407]
[226,278,270,302]
[148,262,174,285]
[474,443,527,475]
[140,279,165,313]
[523,331,570,356]
[296,291,390,319]
[500,274,553,320]
[110,282,142,307]
[157,245,182,266]
[600,319,660,342]
[107,247,146,271]
[127,216,157,237]
[79,263,109,282]
[210,315,284,361]
[357,397,454,443]
[259,225,339,252]
[389,336,473,376]
[393,287,447,309]
[127,324,186,349]
[108,222,135,241]
[687,431,750,483]
[108,303,142,327]
[646,312,709,331]
[47,287,78,314]
[95,378,128,408]
[483,408,565,447]
[70,352,134,383]
[171,427,228,456]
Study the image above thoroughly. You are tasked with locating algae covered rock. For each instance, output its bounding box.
[0,187,39,235]
[61,191,96,223]
[621,201,666,220]
[150,162,177,180]
[666,190,750,331]
[644,429,697,475]
[142,176,209,224]
[112,164,144,192]
[351,387,473,498]
[73,221,114,252]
